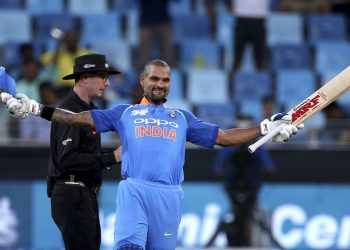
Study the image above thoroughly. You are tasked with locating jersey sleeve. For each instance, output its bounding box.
[179,109,219,149]
[90,104,130,133]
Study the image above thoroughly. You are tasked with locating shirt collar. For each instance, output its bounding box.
[139,96,167,107]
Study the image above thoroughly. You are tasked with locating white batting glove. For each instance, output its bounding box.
[260,112,304,143]
[1,92,41,119]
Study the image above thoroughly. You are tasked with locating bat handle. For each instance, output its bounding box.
[248,123,287,153]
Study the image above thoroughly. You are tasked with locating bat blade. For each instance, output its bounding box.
[0,67,16,95]
[248,65,350,153]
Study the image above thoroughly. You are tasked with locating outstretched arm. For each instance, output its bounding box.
[1,92,95,128]
[216,113,304,148]
[216,127,260,146]
[51,108,95,128]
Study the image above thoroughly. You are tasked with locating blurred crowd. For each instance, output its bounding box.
[1,0,350,146]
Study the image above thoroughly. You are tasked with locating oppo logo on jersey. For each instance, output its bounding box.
[134,118,178,141]
[134,118,179,128]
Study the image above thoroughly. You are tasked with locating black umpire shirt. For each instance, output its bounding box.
[48,90,116,187]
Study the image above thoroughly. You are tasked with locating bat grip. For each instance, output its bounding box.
[248,123,287,153]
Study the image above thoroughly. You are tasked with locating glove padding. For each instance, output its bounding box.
[260,112,304,143]
[0,92,40,119]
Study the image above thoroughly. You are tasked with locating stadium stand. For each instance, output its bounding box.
[267,13,303,46]
[315,41,350,73]
[306,14,348,43]
[171,14,211,44]
[0,11,31,45]
[80,13,122,45]
[186,69,229,105]
[270,44,311,70]
[68,0,108,15]
[26,0,64,15]
[275,69,316,110]
[0,0,22,9]
[166,68,184,101]
[178,39,221,69]
[195,103,236,129]
[232,71,272,103]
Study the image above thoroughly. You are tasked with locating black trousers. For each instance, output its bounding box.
[233,17,267,70]
[51,184,101,250]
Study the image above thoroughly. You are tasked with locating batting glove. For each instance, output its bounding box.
[260,112,304,143]
[1,92,41,119]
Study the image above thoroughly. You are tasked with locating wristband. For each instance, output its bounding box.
[40,105,56,121]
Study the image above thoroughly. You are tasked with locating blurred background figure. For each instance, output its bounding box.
[279,0,330,13]
[206,115,277,247]
[40,29,92,98]
[226,0,270,71]
[138,0,175,69]
[262,95,277,119]
[320,101,350,145]
[18,82,59,144]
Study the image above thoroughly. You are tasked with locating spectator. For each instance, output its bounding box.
[279,0,330,13]
[138,0,174,69]
[262,95,278,119]
[320,101,350,145]
[40,29,92,97]
[226,0,270,71]
[16,60,43,101]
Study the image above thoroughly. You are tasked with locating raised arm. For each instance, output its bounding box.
[1,92,95,128]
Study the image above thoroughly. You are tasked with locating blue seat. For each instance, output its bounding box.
[232,71,272,103]
[110,0,138,15]
[179,39,221,69]
[125,10,139,46]
[195,103,236,129]
[307,14,347,43]
[168,0,191,16]
[167,69,184,101]
[315,42,350,73]
[0,11,31,45]
[0,0,22,9]
[108,69,138,98]
[89,41,131,72]
[27,0,64,15]
[267,13,303,46]
[34,14,76,40]
[186,69,229,105]
[238,100,264,123]
[68,0,107,15]
[81,13,121,45]
[271,44,311,70]
[172,14,211,44]
[166,100,192,112]
[216,14,235,48]
[276,70,316,110]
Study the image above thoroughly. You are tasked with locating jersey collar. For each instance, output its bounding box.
[140,96,167,107]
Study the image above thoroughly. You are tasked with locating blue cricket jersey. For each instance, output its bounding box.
[90,97,219,185]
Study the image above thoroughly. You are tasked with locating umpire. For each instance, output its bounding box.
[47,53,121,250]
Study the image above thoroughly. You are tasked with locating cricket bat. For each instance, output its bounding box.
[248,65,350,153]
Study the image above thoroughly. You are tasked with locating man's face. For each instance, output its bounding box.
[84,72,110,99]
[140,65,170,104]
